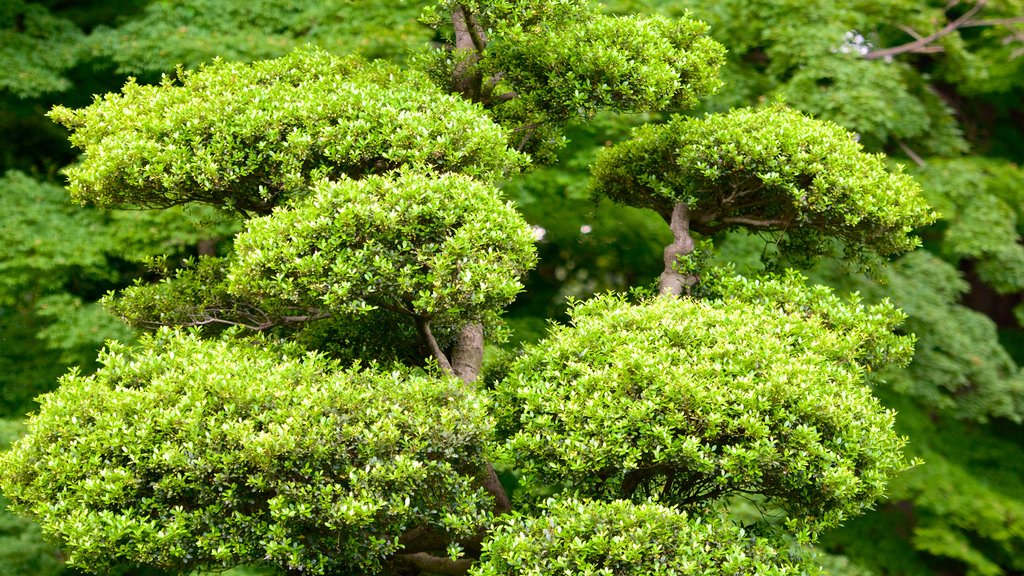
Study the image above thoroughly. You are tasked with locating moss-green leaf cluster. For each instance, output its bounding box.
[473,498,804,576]
[229,170,537,327]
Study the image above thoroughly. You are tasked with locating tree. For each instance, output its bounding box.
[636,1,1024,573]
[1,2,935,575]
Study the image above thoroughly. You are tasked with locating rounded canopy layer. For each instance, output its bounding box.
[494,276,913,533]
[0,330,494,574]
[591,104,936,262]
[51,47,526,215]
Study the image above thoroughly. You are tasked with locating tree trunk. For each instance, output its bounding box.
[658,202,698,296]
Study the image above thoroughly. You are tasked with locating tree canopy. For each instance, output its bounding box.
[2,1,1021,576]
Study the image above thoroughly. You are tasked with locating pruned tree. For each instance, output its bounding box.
[1,2,935,575]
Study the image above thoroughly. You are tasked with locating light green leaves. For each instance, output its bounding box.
[474,498,804,576]
[0,329,494,575]
[494,275,913,535]
[228,170,537,328]
[592,104,936,265]
[51,47,526,214]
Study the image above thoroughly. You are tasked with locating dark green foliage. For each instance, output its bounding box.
[871,252,1024,422]
[824,392,1024,576]
[591,105,935,265]
[88,0,433,75]
[474,499,804,576]
[51,47,526,214]
[494,275,913,535]
[0,330,494,575]
[0,1,83,98]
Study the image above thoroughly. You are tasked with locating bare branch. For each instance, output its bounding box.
[960,17,1024,27]
[864,0,988,60]
[482,463,512,516]
[896,139,927,168]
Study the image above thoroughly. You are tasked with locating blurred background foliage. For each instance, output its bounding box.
[0,0,1022,574]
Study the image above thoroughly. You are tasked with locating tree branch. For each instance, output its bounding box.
[896,139,927,167]
[415,316,454,376]
[395,553,474,576]
[864,0,988,60]
[482,463,512,516]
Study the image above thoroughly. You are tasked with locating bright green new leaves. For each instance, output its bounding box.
[229,171,537,328]
[487,12,725,119]
[473,499,802,576]
[51,47,526,215]
[0,329,494,575]
[423,1,724,160]
[494,276,912,534]
[592,104,935,264]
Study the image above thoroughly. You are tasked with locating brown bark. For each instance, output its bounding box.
[864,0,988,60]
[394,553,474,576]
[658,202,698,296]
[451,323,484,383]
[415,316,454,376]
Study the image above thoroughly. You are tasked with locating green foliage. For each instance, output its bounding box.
[0,1,84,98]
[0,418,67,576]
[229,170,537,327]
[0,329,494,575]
[494,274,912,535]
[825,393,1024,576]
[484,11,726,119]
[0,170,112,306]
[869,252,1024,422]
[912,158,1024,295]
[88,0,433,75]
[473,498,806,576]
[591,105,935,266]
[0,2,948,575]
[51,47,526,214]
[422,1,725,160]
[658,0,972,155]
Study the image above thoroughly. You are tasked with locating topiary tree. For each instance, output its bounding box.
[1,2,936,575]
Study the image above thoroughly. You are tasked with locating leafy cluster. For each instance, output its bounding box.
[592,104,935,265]
[474,498,802,576]
[423,0,725,160]
[0,2,946,575]
[0,330,494,575]
[494,275,913,534]
[229,171,536,327]
[51,47,526,214]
